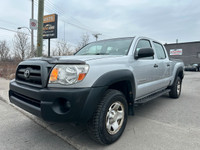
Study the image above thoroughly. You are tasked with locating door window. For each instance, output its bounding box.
[153,42,166,59]
[136,39,152,50]
[136,39,153,59]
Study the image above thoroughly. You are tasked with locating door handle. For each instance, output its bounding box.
[167,64,170,67]
[154,64,158,68]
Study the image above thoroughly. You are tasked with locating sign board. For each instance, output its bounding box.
[30,19,38,30]
[170,49,183,55]
[43,14,58,39]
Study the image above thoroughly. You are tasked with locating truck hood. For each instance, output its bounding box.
[27,55,123,64]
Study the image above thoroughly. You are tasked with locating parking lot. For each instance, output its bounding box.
[0,71,200,150]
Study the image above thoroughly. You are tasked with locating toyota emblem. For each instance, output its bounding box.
[24,69,30,78]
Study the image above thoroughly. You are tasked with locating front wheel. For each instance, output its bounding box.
[169,76,182,98]
[87,89,128,145]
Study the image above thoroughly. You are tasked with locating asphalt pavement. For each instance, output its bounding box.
[0,72,200,150]
[0,98,76,150]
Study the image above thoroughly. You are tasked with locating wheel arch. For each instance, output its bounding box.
[170,66,184,88]
[80,70,136,122]
[175,67,184,81]
[92,70,136,106]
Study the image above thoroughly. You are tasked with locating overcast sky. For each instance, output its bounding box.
[0,0,200,52]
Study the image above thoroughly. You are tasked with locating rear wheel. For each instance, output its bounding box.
[87,89,128,145]
[169,76,182,98]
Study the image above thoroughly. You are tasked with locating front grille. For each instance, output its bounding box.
[16,65,42,86]
[11,91,41,108]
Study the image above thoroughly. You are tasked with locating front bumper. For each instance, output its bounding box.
[9,80,106,123]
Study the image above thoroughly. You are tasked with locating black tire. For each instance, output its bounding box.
[169,76,182,98]
[87,89,128,145]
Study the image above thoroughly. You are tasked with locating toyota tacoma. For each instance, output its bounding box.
[9,36,184,144]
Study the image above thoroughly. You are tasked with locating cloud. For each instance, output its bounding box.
[106,0,149,7]
[1,0,200,51]
[42,0,200,44]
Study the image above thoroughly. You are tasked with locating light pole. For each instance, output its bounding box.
[18,27,31,33]
[17,0,35,57]
[17,27,33,55]
[31,0,34,57]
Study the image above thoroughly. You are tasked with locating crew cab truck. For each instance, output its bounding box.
[9,36,184,145]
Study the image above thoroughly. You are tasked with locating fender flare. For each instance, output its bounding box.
[92,69,135,88]
[79,70,136,122]
[92,69,136,104]
[171,66,184,86]
[175,67,184,79]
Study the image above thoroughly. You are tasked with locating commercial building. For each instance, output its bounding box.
[164,41,200,65]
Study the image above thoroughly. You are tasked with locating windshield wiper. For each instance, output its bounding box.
[78,53,108,55]
[95,53,108,55]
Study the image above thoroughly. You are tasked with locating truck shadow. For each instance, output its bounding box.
[32,94,175,149]
[134,94,172,114]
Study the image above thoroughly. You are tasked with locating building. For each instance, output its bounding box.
[164,41,200,65]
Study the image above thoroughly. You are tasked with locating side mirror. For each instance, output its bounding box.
[135,48,154,59]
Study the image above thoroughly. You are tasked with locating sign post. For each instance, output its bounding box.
[30,19,38,30]
[30,19,37,56]
[43,14,58,57]
[48,38,50,57]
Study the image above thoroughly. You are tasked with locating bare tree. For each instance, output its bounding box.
[0,40,10,61]
[29,45,37,58]
[53,41,71,56]
[76,33,90,52]
[13,32,30,60]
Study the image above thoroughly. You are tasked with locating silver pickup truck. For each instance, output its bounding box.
[9,36,184,144]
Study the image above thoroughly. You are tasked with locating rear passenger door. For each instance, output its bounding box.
[152,41,170,88]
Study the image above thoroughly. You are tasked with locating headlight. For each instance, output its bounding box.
[49,65,89,85]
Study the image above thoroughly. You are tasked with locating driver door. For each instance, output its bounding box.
[131,39,158,98]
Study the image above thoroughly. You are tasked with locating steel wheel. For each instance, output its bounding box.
[169,76,182,98]
[87,89,128,145]
[177,80,181,96]
[106,101,124,135]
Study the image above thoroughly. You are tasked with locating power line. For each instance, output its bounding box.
[32,0,119,38]
[34,0,113,36]
[0,26,34,38]
[33,0,120,41]
[34,1,97,33]
[45,0,92,29]
[0,26,75,47]
[35,1,121,39]
[0,26,19,34]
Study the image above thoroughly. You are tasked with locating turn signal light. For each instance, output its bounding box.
[50,68,58,81]
[78,73,86,81]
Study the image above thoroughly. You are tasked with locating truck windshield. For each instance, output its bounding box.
[75,38,134,55]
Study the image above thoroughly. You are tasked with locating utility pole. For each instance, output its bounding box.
[37,0,44,57]
[31,0,34,56]
[64,22,66,41]
[93,33,102,41]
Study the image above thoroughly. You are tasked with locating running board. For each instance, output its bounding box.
[135,89,171,104]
